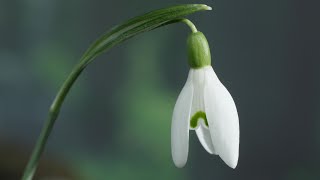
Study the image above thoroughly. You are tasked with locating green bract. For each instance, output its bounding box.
[187,32,211,68]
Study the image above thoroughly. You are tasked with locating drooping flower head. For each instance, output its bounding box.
[171,31,239,168]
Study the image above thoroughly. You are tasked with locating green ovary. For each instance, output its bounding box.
[190,111,209,128]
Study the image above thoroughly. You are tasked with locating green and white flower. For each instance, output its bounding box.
[171,32,239,169]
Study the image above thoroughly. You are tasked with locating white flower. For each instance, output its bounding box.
[171,65,239,168]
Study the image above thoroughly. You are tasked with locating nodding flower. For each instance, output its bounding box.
[171,31,239,169]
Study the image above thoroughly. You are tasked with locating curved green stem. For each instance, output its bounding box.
[21,4,211,180]
[21,63,86,180]
[180,18,198,33]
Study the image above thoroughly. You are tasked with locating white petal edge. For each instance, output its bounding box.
[195,125,217,154]
[204,66,239,169]
[171,70,194,168]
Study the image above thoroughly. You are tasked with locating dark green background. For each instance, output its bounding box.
[1,0,320,179]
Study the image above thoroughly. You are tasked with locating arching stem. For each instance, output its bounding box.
[179,18,198,33]
[21,4,210,180]
[21,62,87,180]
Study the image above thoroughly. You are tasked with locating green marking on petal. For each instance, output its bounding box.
[190,111,208,128]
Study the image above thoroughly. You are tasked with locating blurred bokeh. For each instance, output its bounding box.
[1,0,320,179]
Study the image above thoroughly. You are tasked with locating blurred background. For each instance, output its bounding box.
[1,0,320,179]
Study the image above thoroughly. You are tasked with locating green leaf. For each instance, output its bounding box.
[80,4,212,67]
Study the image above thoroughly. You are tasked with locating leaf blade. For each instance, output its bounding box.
[80,4,211,66]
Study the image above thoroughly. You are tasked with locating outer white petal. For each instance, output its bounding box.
[195,125,217,154]
[204,66,239,169]
[171,70,194,168]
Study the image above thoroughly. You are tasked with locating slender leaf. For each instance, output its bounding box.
[80,4,212,66]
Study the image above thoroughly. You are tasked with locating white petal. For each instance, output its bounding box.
[195,124,217,154]
[204,66,239,169]
[171,70,194,168]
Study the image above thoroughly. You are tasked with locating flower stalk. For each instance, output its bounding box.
[21,4,211,180]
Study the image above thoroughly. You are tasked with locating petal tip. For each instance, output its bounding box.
[173,158,187,168]
[229,161,238,169]
[222,153,238,169]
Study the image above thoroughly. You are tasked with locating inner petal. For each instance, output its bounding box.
[189,68,216,154]
[195,124,216,154]
[190,111,208,129]
[189,68,207,130]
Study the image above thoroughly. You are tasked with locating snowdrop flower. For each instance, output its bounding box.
[171,32,239,168]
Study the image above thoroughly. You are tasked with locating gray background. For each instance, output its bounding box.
[0,0,319,179]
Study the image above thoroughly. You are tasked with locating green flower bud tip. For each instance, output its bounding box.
[187,31,211,68]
